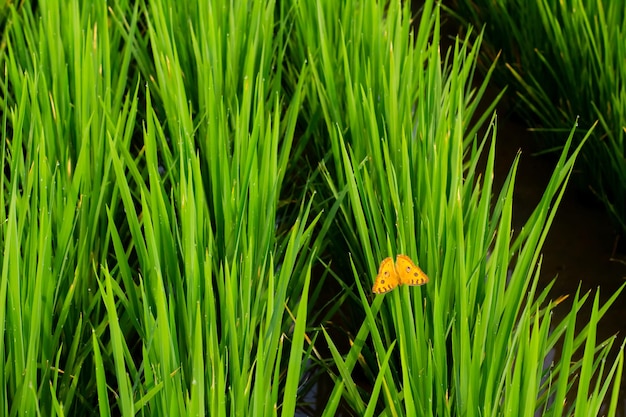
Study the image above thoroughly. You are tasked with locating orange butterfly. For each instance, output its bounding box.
[372,254,429,294]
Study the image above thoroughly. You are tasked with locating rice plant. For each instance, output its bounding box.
[0,0,622,416]
[448,0,626,236]
[1,0,318,415]
[287,0,624,415]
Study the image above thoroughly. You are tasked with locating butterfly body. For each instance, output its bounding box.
[372,254,429,294]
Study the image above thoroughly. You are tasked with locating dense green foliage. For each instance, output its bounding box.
[450,0,626,235]
[0,0,622,416]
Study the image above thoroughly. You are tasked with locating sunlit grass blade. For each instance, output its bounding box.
[282,265,313,416]
[98,268,134,416]
[92,328,111,417]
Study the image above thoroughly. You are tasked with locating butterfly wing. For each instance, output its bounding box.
[396,254,429,286]
[372,257,400,294]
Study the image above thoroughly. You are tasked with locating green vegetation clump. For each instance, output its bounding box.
[450,0,626,234]
[0,0,622,416]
